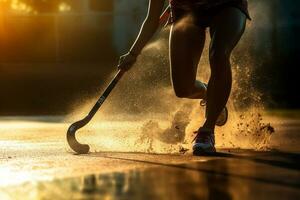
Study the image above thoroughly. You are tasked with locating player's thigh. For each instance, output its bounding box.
[209,7,246,64]
[169,20,206,90]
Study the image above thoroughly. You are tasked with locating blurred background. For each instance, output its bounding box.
[0,0,299,115]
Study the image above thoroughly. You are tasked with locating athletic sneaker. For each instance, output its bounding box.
[193,128,216,155]
[200,83,228,126]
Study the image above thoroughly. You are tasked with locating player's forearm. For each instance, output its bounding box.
[129,18,159,56]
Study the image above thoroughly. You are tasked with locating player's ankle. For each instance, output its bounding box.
[202,122,215,132]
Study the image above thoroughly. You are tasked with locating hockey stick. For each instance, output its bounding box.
[67,6,171,154]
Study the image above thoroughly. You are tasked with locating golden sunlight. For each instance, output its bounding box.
[58,2,71,13]
[0,0,36,14]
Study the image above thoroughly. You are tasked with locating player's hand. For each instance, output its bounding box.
[118,52,137,71]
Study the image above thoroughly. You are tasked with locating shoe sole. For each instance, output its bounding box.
[193,146,216,156]
[193,148,217,156]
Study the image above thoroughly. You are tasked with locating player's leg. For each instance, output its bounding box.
[169,15,207,99]
[193,7,246,155]
[204,7,246,129]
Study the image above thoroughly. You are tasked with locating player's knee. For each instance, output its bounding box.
[173,87,192,98]
[174,90,189,98]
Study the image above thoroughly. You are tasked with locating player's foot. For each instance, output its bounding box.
[193,128,216,155]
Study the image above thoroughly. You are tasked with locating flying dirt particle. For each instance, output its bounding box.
[179,146,189,154]
[260,123,275,134]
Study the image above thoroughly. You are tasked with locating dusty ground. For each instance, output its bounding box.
[0,113,299,199]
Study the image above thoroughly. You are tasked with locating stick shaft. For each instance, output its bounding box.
[88,70,125,117]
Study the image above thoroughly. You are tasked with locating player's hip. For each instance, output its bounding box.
[168,0,250,28]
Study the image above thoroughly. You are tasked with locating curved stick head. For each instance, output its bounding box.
[67,123,90,154]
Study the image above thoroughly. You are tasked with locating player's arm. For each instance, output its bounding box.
[118,0,165,71]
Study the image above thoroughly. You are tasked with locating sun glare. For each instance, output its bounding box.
[0,0,73,14]
[0,0,36,14]
[58,2,71,13]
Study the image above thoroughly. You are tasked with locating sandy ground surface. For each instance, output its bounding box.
[0,114,299,199]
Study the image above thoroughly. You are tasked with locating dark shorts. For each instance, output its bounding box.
[169,0,250,28]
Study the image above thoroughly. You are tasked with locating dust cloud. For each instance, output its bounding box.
[67,3,275,154]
